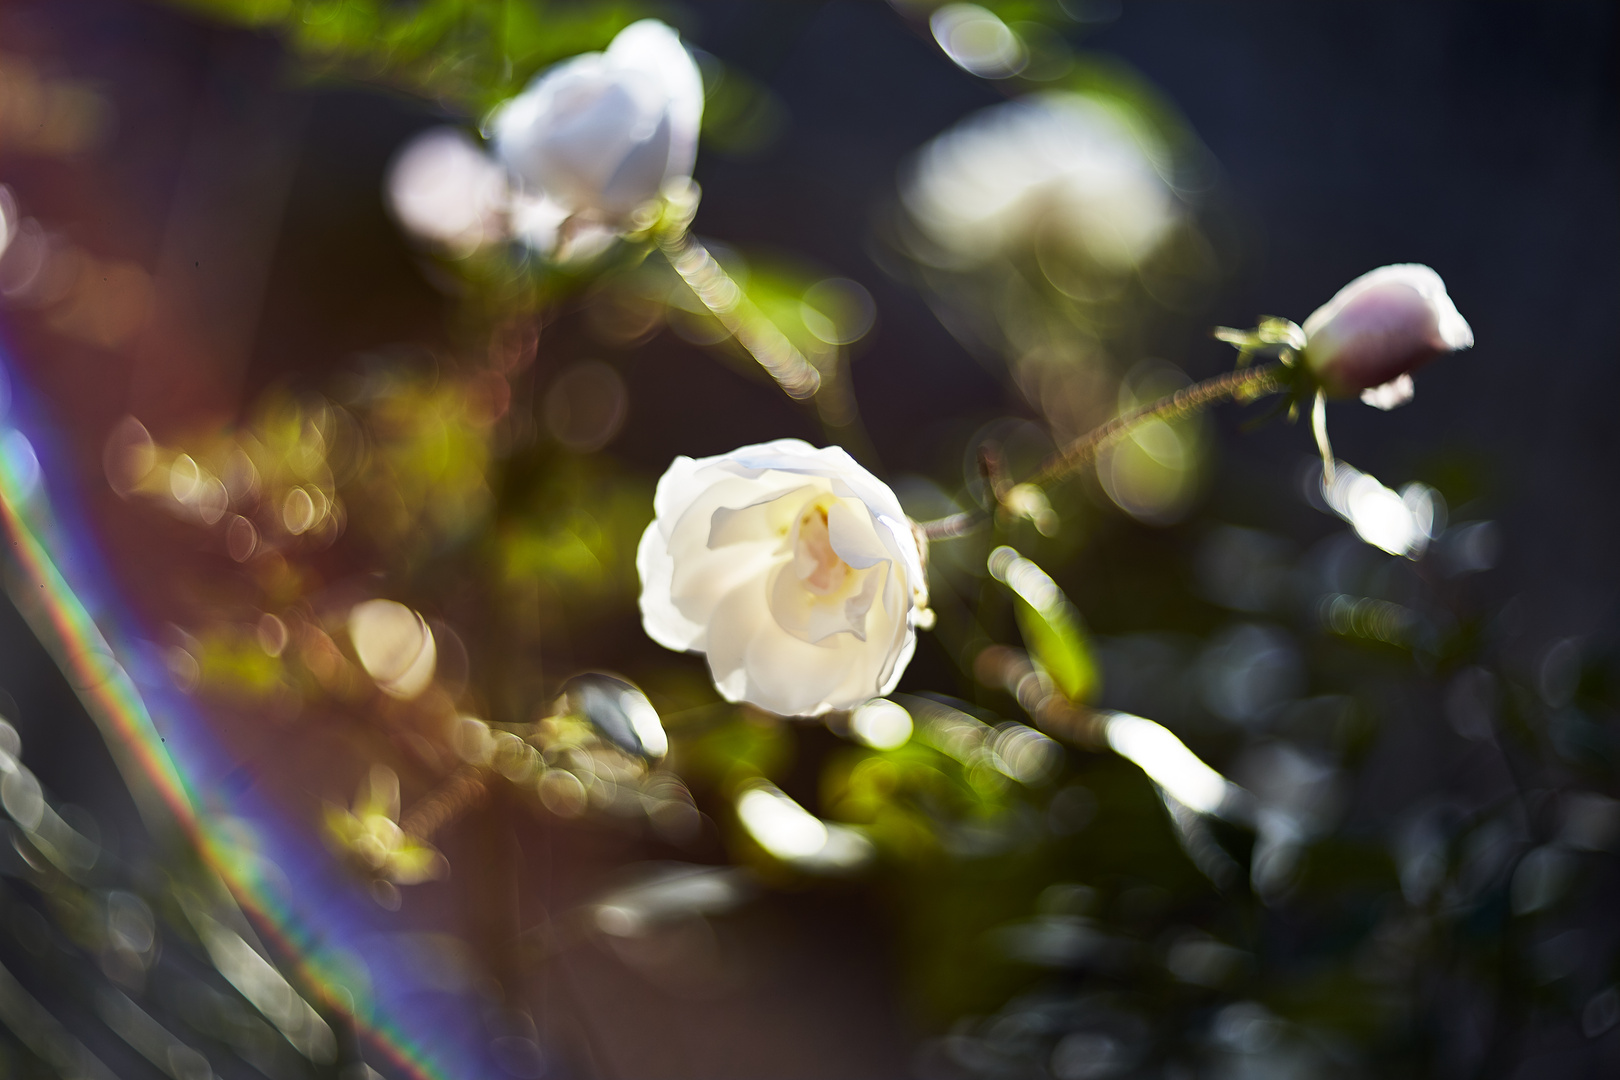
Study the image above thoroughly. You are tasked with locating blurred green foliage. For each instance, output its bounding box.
[173,0,647,110]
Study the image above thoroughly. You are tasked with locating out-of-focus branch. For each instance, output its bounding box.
[917,362,1287,541]
[399,766,489,842]
[657,229,822,400]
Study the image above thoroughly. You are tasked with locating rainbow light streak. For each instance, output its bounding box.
[0,338,500,1079]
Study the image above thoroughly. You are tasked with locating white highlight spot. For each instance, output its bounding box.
[348,600,436,700]
[1103,711,1230,816]
[1322,460,1437,559]
[620,689,668,759]
[930,4,1026,78]
[736,782,873,872]
[850,699,913,750]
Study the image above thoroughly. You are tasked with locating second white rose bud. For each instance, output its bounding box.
[386,19,704,255]
[1302,263,1473,409]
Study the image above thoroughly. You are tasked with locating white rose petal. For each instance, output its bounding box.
[637,439,932,717]
[490,19,703,220]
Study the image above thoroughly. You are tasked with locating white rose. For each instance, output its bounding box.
[1303,264,1472,408]
[637,439,932,717]
[489,19,704,220]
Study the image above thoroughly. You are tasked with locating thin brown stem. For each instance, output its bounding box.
[399,766,489,842]
[919,508,986,541]
[1031,362,1285,485]
[917,362,1287,541]
[978,442,1012,504]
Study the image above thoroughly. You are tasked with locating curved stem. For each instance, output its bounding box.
[657,230,821,400]
[918,362,1287,541]
[1310,389,1336,488]
[1031,362,1286,484]
[399,765,489,842]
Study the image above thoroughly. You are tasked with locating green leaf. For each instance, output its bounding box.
[679,712,791,793]
[988,546,1099,702]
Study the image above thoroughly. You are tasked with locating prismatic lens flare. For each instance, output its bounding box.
[0,344,481,1080]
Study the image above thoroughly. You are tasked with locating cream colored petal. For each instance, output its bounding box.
[768,560,886,645]
[636,519,703,652]
[639,439,930,711]
[670,539,783,641]
[662,477,803,629]
[861,571,915,700]
[705,584,868,716]
[649,453,709,534]
[714,440,907,525]
[875,626,918,700]
[707,480,822,547]
[825,497,891,569]
[872,513,929,617]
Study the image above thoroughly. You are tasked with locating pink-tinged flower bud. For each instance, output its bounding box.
[1302,264,1472,407]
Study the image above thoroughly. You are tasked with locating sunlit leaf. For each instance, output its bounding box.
[988,545,1099,702]
[678,712,791,793]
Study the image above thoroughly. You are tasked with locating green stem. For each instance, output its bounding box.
[657,229,821,400]
[918,362,1287,541]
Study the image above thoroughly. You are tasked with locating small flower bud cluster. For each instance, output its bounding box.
[386,20,703,259]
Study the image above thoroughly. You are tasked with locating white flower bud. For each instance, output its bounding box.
[637,440,931,718]
[489,19,703,220]
[1302,264,1472,405]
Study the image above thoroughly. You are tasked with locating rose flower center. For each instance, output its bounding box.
[793,502,852,595]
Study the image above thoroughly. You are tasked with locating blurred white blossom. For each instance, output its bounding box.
[386,20,701,258]
[1303,263,1472,407]
[637,439,931,717]
[385,127,512,255]
[903,91,1177,269]
[490,18,703,220]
